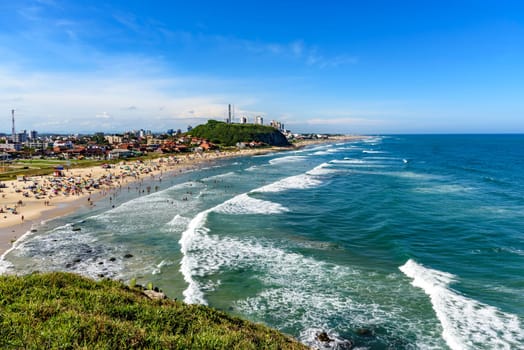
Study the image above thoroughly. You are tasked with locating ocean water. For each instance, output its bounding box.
[1,135,524,349]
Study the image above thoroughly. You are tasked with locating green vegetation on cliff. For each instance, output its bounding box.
[189,120,290,147]
[0,272,307,349]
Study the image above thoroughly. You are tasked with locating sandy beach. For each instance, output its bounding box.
[0,137,363,255]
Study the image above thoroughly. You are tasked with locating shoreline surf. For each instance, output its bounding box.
[2,134,521,349]
[0,136,363,256]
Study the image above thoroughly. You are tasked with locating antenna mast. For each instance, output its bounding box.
[11,109,15,143]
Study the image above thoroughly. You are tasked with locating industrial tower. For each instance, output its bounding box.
[11,109,15,143]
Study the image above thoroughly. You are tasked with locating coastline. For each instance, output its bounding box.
[0,136,364,256]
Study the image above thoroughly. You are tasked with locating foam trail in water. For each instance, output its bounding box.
[179,190,289,304]
[363,150,385,154]
[152,259,175,275]
[215,193,288,215]
[252,162,335,192]
[0,225,41,274]
[179,209,212,304]
[269,155,307,165]
[179,163,332,304]
[166,214,190,230]
[255,174,322,193]
[400,259,524,350]
[306,162,336,176]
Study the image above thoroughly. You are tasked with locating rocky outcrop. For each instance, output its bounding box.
[253,130,290,147]
[143,289,167,300]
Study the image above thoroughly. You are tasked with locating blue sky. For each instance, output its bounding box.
[1,0,523,134]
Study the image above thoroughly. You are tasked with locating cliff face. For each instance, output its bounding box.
[253,130,290,146]
[189,120,290,147]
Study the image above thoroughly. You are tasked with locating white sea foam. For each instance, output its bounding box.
[413,184,474,194]
[182,222,363,320]
[255,173,322,193]
[0,261,13,275]
[152,259,175,275]
[312,150,330,155]
[166,214,190,229]
[179,209,212,304]
[502,247,524,256]
[364,156,402,161]
[330,159,390,168]
[346,170,439,181]
[472,205,524,219]
[299,328,353,350]
[179,162,340,303]
[338,158,366,164]
[269,155,308,165]
[179,192,288,304]
[400,259,524,350]
[234,251,443,348]
[362,136,383,143]
[178,161,335,303]
[0,224,42,274]
[362,150,386,154]
[201,171,236,181]
[215,193,288,215]
[305,145,332,152]
[306,162,337,176]
[5,222,128,280]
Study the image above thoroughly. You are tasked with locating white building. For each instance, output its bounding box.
[105,135,123,144]
[53,140,74,149]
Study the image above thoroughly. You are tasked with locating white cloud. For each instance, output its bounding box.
[0,65,249,133]
[95,112,111,119]
[204,35,357,69]
[290,40,304,57]
[306,49,358,68]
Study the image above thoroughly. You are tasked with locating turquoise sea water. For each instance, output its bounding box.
[1,135,524,349]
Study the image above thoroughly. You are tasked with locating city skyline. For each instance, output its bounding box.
[1,1,523,134]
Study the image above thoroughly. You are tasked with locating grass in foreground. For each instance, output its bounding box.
[0,272,307,350]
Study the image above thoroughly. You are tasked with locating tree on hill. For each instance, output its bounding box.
[188,120,290,147]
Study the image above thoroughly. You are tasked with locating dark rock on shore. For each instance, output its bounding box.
[314,331,353,350]
[316,332,333,342]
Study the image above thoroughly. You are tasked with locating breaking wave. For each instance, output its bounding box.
[400,259,524,350]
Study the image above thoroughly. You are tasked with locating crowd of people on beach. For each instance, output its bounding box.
[0,156,189,224]
[0,149,259,226]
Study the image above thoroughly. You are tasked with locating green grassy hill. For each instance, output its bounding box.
[0,272,307,349]
[189,120,290,147]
